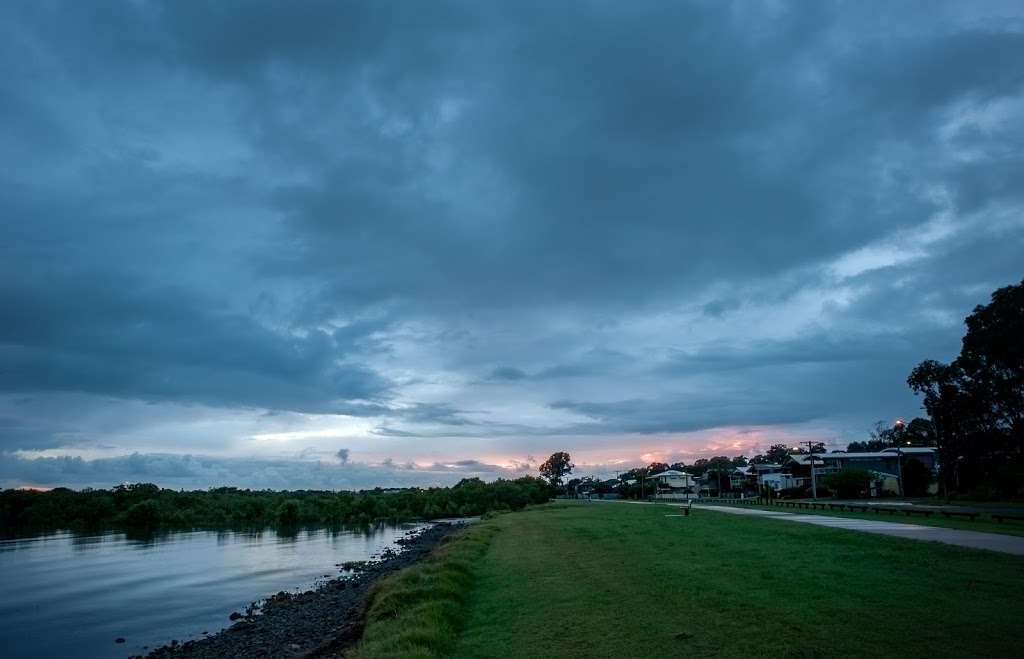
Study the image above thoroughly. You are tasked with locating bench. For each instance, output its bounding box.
[810,503,828,510]
[873,507,898,515]
[846,505,869,512]
[828,503,846,512]
[992,514,1024,524]
[903,509,934,518]
[796,502,810,509]
[939,511,979,521]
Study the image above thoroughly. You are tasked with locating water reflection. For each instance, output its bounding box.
[276,526,300,541]
[70,534,104,550]
[124,527,162,544]
[0,522,426,659]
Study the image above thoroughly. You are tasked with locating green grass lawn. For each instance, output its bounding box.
[445,501,1024,659]
[705,501,1024,537]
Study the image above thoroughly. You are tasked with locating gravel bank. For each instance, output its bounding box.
[136,523,459,659]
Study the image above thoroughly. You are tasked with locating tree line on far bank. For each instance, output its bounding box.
[0,476,553,536]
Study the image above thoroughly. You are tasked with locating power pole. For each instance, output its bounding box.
[806,441,818,500]
[931,415,950,503]
[894,420,905,498]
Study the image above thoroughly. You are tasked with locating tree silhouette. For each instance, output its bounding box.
[539,452,574,489]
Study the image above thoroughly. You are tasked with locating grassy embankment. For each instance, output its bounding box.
[349,520,501,658]
[354,501,1024,658]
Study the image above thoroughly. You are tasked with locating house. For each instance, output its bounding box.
[730,465,759,490]
[779,454,833,491]
[746,463,792,492]
[780,448,940,495]
[881,447,939,472]
[649,469,698,500]
[816,448,938,476]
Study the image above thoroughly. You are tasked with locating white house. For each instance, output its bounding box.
[649,469,698,500]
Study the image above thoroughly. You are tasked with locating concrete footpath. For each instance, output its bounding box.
[689,504,1024,555]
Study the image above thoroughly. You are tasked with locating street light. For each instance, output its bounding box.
[894,419,906,498]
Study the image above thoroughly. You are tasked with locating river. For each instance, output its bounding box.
[0,524,425,659]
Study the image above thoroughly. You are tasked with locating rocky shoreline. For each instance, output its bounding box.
[135,523,459,659]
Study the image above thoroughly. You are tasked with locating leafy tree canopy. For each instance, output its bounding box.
[539,452,574,487]
[908,278,1024,495]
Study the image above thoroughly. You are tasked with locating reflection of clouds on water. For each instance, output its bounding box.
[0,525,422,659]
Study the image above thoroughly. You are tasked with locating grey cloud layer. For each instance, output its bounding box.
[2,2,1023,486]
[0,451,528,491]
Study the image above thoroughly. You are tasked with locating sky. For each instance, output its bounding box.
[2,1,1023,491]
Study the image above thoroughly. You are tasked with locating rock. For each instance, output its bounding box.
[136,523,460,659]
[229,612,243,621]
[115,637,126,643]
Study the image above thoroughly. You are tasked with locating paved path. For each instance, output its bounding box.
[687,504,1024,555]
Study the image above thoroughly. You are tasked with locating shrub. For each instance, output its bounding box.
[276,499,301,527]
[125,499,162,528]
[821,469,874,498]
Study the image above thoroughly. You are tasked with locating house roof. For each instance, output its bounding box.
[651,469,690,478]
[785,454,825,465]
[748,463,783,471]
[816,451,902,460]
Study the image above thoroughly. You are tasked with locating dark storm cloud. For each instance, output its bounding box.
[225,2,1018,318]
[0,273,390,414]
[547,354,925,437]
[1,0,1022,478]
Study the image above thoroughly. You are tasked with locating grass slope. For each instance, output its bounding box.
[349,521,500,659]
[451,502,1024,659]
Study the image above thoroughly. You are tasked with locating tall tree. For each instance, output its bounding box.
[539,452,574,489]
[908,278,1024,495]
[957,279,1024,445]
[765,444,792,463]
[903,417,937,447]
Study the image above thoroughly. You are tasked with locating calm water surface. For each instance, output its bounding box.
[0,524,425,659]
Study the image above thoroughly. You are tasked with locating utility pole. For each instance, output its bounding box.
[931,415,950,503]
[894,420,905,498]
[806,440,818,500]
